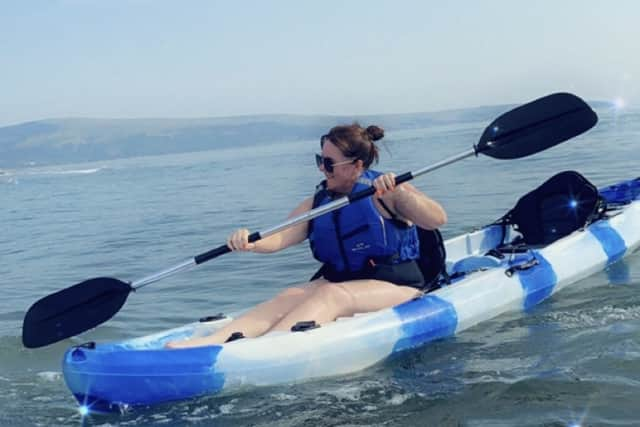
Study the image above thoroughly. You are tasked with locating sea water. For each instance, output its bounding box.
[1,106,639,426]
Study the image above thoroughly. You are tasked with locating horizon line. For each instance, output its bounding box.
[0,98,618,129]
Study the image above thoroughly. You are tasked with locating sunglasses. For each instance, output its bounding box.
[315,154,355,173]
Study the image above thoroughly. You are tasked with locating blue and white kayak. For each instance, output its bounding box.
[62,177,640,412]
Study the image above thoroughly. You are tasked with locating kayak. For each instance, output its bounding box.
[62,175,640,412]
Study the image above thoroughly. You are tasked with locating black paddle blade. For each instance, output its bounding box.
[22,277,132,348]
[476,92,598,159]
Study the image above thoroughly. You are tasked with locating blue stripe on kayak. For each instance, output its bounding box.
[65,344,225,410]
[516,252,558,311]
[392,295,458,353]
[479,225,504,253]
[589,222,627,265]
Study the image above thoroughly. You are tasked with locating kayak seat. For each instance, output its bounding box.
[493,170,606,246]
[599,177,640,205]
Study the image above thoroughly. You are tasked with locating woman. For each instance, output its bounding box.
[167,123,447,348]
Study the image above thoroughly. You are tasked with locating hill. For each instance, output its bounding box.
[0,101,610,168]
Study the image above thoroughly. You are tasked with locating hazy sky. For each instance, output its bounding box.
[1,0,638,126]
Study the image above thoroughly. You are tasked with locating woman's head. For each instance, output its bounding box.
[320,123,383,169]
[317,123,384,194]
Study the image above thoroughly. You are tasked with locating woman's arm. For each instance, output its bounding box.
[374,174,447,230]
[227,197,314,253]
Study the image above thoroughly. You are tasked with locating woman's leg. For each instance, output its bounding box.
[268,280,420,332]
[166,279,327,348]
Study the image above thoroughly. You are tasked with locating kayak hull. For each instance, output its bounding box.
[62,180,640,411]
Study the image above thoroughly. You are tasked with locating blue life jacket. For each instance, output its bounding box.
[308,170,420,273]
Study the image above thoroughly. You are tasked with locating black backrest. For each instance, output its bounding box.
[416,227,447,291]
[500,170,604,245]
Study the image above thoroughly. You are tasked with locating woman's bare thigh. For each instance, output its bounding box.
[329,279,421,316]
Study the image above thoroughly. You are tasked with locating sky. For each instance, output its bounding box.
[1,0,638,127]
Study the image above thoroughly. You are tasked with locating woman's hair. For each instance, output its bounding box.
[320,123,384,168]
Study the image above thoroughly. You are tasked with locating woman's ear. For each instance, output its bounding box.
[354,159,365,172]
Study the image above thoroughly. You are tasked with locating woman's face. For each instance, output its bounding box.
[319,141,363,194]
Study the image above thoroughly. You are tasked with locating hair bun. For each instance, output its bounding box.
[366,125,384,142]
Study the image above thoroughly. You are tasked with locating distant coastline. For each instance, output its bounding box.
[0,101,612,168]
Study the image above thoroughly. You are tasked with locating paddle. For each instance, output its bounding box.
[22,92,598,348]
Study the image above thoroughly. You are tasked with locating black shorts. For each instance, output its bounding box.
[312,261,425,290]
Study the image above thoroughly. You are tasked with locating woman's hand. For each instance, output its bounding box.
[373,172,404,196]
[227,228,256,251]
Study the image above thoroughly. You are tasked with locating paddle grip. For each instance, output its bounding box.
[347,172,415,203]
[194,232,262,264]
[194,245,231,264]
[395,172,414,185]
[248,231,262,243]
[348,186,375,203]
